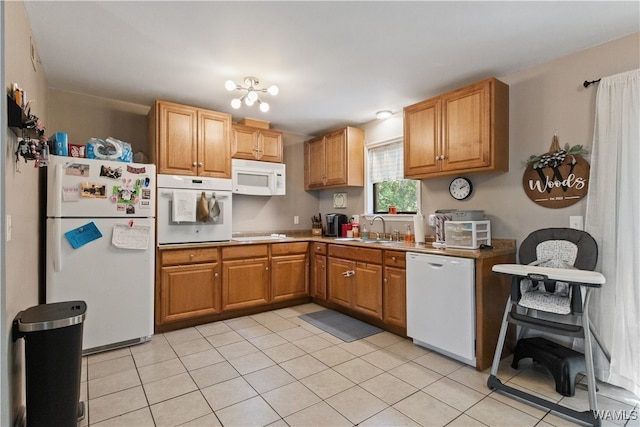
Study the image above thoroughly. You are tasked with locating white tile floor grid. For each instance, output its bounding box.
[80,303,639,426]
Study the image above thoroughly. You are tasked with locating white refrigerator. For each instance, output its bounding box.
[45,155,156,354]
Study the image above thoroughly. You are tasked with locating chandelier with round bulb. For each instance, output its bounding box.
[225,77,278,113]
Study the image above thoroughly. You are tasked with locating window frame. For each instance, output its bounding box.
[363,137,421,220]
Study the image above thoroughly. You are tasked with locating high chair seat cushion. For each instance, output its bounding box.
[518,288,572,314]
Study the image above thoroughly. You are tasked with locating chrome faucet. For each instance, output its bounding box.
[370,215,389,240]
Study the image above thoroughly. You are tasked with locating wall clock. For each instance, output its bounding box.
[449,177,473,200]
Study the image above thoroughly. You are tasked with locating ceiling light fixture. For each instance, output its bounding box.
[376,110,393,119]
[225,76,278,113]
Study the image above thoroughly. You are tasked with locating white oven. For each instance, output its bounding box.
[157,174,232,245]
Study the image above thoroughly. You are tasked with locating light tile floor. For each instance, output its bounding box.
[80,303,639,426]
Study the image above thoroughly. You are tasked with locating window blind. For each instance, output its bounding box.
[369,141,403,183]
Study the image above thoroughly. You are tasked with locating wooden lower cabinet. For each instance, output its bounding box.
[327,244,383,320]
[352,262,383,319]
[222,258,269,311]
[383,251,406,328]
[156,247,220,326]
[271,242,309,302]
[159,263,220,323]
[327,257,354,308]
[310,243,327,300]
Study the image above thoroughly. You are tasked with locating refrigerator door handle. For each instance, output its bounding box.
[52,163,63,218]
[53,219,62,272]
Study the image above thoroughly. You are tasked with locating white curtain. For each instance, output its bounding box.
[369,140,403,183]
[585,69,640,397]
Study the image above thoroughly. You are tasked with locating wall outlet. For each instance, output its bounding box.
[569,215,584,230]
[6,215,11,241]
[293,215,299,225]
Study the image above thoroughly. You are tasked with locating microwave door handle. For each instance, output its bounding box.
[270,171,277,193]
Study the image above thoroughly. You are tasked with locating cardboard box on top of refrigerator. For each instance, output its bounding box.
[49,132,68,156]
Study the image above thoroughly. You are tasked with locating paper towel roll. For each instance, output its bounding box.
[414,213,425,243]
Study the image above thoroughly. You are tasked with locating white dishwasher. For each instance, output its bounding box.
[406,252,476,366]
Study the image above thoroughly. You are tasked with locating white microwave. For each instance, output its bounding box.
[232,159,286,196]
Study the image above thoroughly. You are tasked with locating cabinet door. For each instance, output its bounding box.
[324,129,348,187]
[199,110,231,178]
[441,81,490,172]
[353,262,383,319]
[327,257,354,308]
[271,254,308,302]
[232,125,259,160]
[222,258,269,311]
[383,266,406,328]
[259,130,283,163]
[157,102,198,176]
[404,98,441,177]
[159,262,220,324]
[305,137,326,189]
[311,254,327,300]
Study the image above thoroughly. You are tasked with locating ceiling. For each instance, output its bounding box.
[24,1,639,136]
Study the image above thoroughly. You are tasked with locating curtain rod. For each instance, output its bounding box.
[583,78,601,88]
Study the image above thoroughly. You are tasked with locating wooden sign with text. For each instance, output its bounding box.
[523,137,590,209]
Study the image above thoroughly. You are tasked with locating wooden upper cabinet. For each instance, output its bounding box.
[305,136,326,189]
[404,77,509,178]
[199,110,232,177]
[304,126,364,190]
[148,100,231,178]
[404,97,441,177]
[232,124,283,163]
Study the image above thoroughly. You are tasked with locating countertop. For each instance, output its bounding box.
[158,234,516,259]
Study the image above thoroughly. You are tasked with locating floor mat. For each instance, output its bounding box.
[299,309,383,342]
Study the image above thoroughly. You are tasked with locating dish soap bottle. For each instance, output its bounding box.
[404,224,414,243]
[361,225,369,240]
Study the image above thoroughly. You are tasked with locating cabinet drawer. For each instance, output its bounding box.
[161,247,218,265]
[328,244,382,264]
[222,244,268,260]
[385,250,406,269]
[271,242,309,256]
[311,243,327,255]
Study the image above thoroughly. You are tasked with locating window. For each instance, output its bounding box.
[367,139,419,214]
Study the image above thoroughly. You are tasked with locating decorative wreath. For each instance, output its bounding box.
[526,134,588,169]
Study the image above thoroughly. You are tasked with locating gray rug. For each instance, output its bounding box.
[299,309,383,342]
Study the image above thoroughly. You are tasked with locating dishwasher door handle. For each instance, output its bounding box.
[427,262,445,268]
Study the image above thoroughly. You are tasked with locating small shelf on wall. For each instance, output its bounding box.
[7,94,43,139]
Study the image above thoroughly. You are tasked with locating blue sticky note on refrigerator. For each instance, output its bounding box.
[64,222,102,249]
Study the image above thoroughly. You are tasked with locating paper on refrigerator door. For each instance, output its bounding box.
[112,224,150,249]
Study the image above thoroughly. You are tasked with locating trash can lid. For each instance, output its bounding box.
[17,301,86,332]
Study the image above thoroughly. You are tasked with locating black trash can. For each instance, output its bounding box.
[13,301,87,427]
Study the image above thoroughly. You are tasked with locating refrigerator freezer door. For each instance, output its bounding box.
[47,155,156,218]
[46,217,155,352]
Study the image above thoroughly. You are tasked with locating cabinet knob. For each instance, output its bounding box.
[190,254,195,259]
[198,162,204,167]
[392,256,397,262]
[266,266,269,271]
[214,272,218,277]
[192,162,197,167]
[441,155,446,160]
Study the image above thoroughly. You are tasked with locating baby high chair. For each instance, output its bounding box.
[487,228,610,427]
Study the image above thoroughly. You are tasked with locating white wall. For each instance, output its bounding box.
[2,1,50,424]
[353,32,640,248]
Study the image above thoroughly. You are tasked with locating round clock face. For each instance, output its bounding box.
[449,177,473,200]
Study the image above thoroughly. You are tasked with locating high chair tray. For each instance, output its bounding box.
[492,264,605,285]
